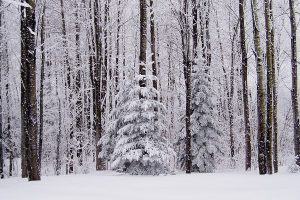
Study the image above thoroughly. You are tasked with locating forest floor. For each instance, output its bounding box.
[0,170,299,200]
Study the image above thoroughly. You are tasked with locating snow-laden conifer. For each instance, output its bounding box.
[101,75,175,175]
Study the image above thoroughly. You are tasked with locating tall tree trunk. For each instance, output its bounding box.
[264,0,273,174]
[251,0,267,175]
[180,0,192,174]
[55,71,62,175]
[229,22,239,165]
[139,0,147,90]
[24,0,40,181]
[94,0,105,171]
[150,0,157,90]
[74,3,83,168]
[115,0,121,96]
[289,0,300,167]
[59,0,73,174]
[6,55,12,177]
[20,0,29,179]
[38,2,46,173]
[239,0,252,171]
[192,0,198,63]
[270,0,278,173]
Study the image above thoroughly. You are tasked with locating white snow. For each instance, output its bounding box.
[0,170,299,200]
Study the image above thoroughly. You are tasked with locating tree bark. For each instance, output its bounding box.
[150,0,157,91]
[55,71,62,175]
[38,2,46,173]
[239,0,252,171]
[180,0,192,174]
[74,3,83,168]
[139,0,147,90]
[251,0,267,175]
[24,0,40,181]
[264,0,274,174]
[270,0,278,173]
[94,0,105,171]
[289,0,300,167]
[20,0,29,179]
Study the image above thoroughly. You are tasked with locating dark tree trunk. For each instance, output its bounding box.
[269,0,278,173]
[38,2,46,173]
[74,4,83,168]
[289,0,300,167]
[94,0,105,171]
[20,0,29,179]
[24,0,40,181]
[115,0,121,96]
[59,0,73,174]
[180,0,192,174]
[264,0,274,174]
[150,0,157,91]
[55,72,62,175]
[251,0,267,175]
[239,0,252,171]
[139,0,147,90]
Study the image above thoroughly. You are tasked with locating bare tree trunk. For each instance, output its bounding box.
[59,0,73,174]
[74,3,83,168]
[94,0,105,171]
[289,0,300,167]
[55,72,62,175]
[229,21,239,165]
[38,2,46,173]
[239,0,252,171]
[24,0,40,181]
[150,0,157,91]
[180,0,192,174]
[20,0,29,179]
[115,0,121,96]
[264,0,273,174]
[6,55,12,177]
[251,0,267,175]
[139,0,147,90]
[270,0,278,173]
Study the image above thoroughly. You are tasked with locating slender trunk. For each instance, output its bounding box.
[20,0,28,178]
[264,0,273,174]
[270,0,278,173]
[39,2,46,173]
[94,0,105,170]
[251,0,267,175]
[229,22,239,163]
[75,4,83,168]
[55,72,62,175]
[115,0,121,96]
[180,0,192,174]
[289,0,300,167]
[150,0,157,90]
[59,0,73,174]
[139,0,147,90]
[239,0,252,171]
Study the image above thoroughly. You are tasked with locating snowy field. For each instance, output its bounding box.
[0,170,299,200]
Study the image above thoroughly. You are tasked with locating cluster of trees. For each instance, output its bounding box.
[0,0,300,180]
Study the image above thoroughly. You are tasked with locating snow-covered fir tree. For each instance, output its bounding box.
[190,65,223,173]
[101,74,175,175]
[178,64,222,173]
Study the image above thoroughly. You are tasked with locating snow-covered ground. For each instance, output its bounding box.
[0,170,299,200]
